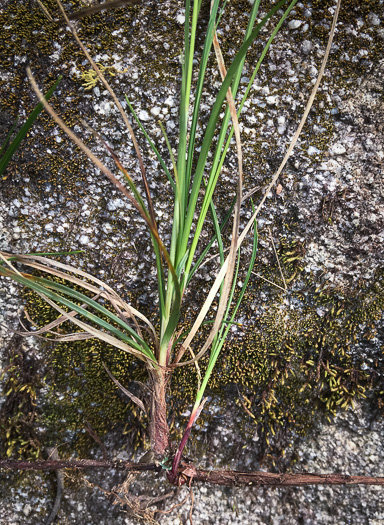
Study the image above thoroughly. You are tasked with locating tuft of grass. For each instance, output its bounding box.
[0,0,342,480]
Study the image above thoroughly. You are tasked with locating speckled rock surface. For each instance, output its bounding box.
[0,0,383,523]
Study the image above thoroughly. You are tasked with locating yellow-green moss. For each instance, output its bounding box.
[18,277,149,456]
[171,262,384,462]
[0,336,43,459]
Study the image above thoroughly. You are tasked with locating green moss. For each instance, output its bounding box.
[17,277,149,456]
[171,262,384,462]
[0,336,43,459]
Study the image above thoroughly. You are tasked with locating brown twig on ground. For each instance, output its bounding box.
[0,459,160,472]
[1,460,383,487]
[190,470,384,487]
[84,422,108,461]
[44,448,64,525]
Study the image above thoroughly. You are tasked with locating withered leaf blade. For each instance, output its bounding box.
[56,0,140,24]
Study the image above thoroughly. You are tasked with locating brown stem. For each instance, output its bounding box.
[190,469,384,487]
[0,459,159,471]
[1,460,384,487]
[149,369,169,457]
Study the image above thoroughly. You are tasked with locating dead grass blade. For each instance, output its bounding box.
[29,68,180,314]
[108,295,145,342]
[35,0,54,21]
[27,69,153,233]
[2,252,158,346]
[1,252,157,364]
[174,0,341,367]
[16,291,102,338]
[102,362,147,414]
[251,272,287,292]
[55,0,158,234]
[0,252,22,276]
[34,290,156,366]
[18,326,91,342]
[235,0,342,248]
[0,316,90,343]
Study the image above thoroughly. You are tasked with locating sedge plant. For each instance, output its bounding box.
[0,0,341,484]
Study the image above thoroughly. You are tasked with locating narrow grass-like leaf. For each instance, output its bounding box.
[0,264,157,363]
[30,276,150,348]
[158,121,179,196]
[125,96,175,192]
[26,250,83,257]
[57,0,169,316]
[183,0,295,281]
[38,290,156,364]
[17,288,102,339]
[79,118,152,222]
[35,0,53,21]
[188,214,258,413]
[162,0,218,341]
[206,0,262,187]
[168,397,207,483]
[0,116,19,157]
[183,0,223,201]
[175,0,340,366]
[181,0,290,273]
[187,18,244,369]
[23,254,156,336]
[186,196,236,286]
[174,13,244,367]
[0,76,61,177]
[1,251,159,348]
[27,71,150,229]
[220,212,258,342]
[27,62,181,360]
[93,132,167,302]
[207,200,225,269]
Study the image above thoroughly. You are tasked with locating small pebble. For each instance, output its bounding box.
[330,143,346,155]
[288,20,303,30]
[302,40,312,54]
[368,12,381,26]
[23,505,32,517]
